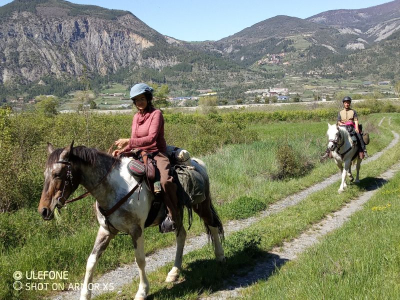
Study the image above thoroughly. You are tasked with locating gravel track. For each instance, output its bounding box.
[205,159,400,300]
[53,123,398,300]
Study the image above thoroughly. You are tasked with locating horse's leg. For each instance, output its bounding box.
[355,157,361,183]
[131,225,149,300]
[347,164,354,182]
[339,159,352,193]
[81,226,115,300]
[165,226,187,283]
[338,162,347,193]
[193,197,225,262]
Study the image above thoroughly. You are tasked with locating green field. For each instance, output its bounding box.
[0,106,399,299]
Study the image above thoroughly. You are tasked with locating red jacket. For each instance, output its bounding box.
[127,108,167,153]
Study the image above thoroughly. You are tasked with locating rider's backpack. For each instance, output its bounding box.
[363,133,370,145]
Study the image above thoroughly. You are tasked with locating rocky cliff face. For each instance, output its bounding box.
[0,0,177,84]
[307,0,400,42]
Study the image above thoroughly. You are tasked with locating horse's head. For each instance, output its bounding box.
[38,141,80,220]
[327,123,341,151]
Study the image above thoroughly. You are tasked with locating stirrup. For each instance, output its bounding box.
[159,216,176,233]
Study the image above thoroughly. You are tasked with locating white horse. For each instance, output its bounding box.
[38,142,225,300]
[326,123,362,193]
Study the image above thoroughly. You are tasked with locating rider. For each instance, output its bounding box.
[321,96,368,161]
[112,83,181,233]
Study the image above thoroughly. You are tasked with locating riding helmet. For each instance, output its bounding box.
[130,83,154,100]
[342,96,352,103]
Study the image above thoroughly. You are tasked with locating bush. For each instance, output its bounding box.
[272,141,314,180]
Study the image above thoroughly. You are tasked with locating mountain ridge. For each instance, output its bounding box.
[1,0,400,100]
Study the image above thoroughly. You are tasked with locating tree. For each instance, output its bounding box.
[395,80,400,98]
[73,90,95,112]
[151,83,170,108]
[199,96,218,114]
[89,100,97,109]
[34,95,59,116]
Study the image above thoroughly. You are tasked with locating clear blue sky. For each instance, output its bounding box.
[0,0,393,41]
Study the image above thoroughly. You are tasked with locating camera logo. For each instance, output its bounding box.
[13,271,23,281]
[13,281,23,291]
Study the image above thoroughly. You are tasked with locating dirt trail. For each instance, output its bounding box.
[53,125,398,300]
[205,160,400,300]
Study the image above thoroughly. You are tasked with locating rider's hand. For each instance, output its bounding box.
[114,138,129,149]
[355,128,359,133]
[112,149,121,157]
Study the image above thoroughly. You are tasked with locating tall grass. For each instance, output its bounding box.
[241,168,400,300]
[0,111,393,299]
[97,113,400,300]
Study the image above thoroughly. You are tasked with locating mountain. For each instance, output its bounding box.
[1,0,400,101]
[307,0,400,42]
[0,0,184,84]
[195,15,357,66]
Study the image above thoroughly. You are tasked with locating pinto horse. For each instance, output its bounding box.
[326,123,362,193]
[38,142,225,300]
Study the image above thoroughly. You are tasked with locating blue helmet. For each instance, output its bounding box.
[130,83,153,100]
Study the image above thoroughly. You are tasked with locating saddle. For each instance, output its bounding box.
[125,146,206,229]
[126,151,160,193]
[124,151,163,228]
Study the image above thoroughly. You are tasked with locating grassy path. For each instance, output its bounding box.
[206,160,400,299]
[50,118,400,299]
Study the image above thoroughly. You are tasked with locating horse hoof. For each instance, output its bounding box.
[216,256,226,263]
[134,297,146,300]
[355,180,360,184]
[338,189,344,194]
[165,274,179,283]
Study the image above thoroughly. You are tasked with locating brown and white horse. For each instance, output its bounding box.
[326,123,362,193]
[38,142,225,300]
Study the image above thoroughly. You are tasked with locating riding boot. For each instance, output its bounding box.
[356,132,368,158]
[154,153,182,233]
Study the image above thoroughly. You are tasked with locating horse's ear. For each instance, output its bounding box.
[327,123,332,128]
[47,142,55,154]
[60,140,74,161]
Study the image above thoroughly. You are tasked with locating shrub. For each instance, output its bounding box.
[272,141,314,180]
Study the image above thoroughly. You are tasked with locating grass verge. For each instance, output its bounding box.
[92,114,400,299]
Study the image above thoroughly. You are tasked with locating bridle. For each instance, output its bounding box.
[53,159,117,209]
[329,131,343,151]
[329,128,352,158]
[52,158,141,218]
[54,160,75,209]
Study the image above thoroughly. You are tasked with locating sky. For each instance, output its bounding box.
[0,0,394,41]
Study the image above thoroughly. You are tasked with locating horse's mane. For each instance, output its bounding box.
[46,146,119,167]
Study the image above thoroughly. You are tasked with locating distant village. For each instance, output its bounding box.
[5,79,395,111]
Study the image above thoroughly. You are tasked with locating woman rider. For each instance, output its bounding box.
[113,83,181,233]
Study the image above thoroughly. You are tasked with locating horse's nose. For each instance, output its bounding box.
[41,207,50,219]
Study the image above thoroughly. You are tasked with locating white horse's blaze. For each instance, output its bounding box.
[326,123,362,193]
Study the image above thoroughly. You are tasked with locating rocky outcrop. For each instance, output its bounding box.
[0,1,177,84]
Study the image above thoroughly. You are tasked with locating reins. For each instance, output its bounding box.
[331,129,353,159]
[56,158,119,204]
[55,156,141,217]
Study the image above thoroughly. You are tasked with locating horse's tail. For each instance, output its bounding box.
[204,192,225,242]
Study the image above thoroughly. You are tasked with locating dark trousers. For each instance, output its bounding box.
[356,132,366,151]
